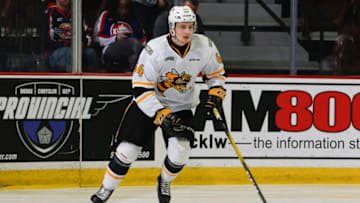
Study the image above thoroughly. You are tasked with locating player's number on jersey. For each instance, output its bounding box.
[134,63,144,76]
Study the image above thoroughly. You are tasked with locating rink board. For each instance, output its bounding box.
[2,167,360,189]
[1,74,360,187]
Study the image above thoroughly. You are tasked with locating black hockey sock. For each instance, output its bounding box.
[163,156,184,174]
[108,155,130,176]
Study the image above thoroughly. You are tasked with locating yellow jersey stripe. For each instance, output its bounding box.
[183,42,191,58]
[170,41,190,58]
[136,92,154,104]
[132,82,155,86]
[206,68,225,77]
[170,44,182,57]
[211,76,226,81]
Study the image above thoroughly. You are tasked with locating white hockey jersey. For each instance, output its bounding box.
[132,33,226,117]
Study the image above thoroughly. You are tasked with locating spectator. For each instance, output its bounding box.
[132,0,167,40]
[0,0,11,17]
[153,0,205,37]
[83,0,108,30]
[94,0,145,72]
[45,0,99,72]
[334,0,360,75]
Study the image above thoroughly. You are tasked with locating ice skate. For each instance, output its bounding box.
[157,175,171,203]
[90,185,114,203]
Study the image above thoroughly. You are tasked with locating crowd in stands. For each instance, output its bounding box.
[300,0,360,75]
[1,0,360,75]
[44,0,99,72]
[0,0,204,73]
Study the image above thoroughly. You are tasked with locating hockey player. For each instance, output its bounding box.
[91,5,226,203]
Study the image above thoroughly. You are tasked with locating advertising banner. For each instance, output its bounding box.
[0,76,154,162]
[190,77,360,160]
[82,78,154,161]
[0,78,81,161]
[1,75,359,163]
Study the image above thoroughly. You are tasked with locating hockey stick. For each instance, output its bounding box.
[110,100,134,159]
[212,107,267,203]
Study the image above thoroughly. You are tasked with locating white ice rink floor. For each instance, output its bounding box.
[1,184,360,203]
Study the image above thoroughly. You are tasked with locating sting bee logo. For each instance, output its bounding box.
[157,69,192,96]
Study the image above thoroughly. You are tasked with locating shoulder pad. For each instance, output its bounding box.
[144,44,153,55]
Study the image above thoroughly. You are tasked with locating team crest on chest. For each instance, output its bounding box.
[59,23,72,39]
[157,69,192,96]
[111,22,133,35]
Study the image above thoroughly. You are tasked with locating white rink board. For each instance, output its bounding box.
[191,77,360,159]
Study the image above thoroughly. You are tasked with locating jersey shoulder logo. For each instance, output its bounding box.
[157,69,192,96]
[144,44,153,55]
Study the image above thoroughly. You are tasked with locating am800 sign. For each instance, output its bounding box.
[191,78,360,159]
[229,86,360,133]
[276,91,360,132]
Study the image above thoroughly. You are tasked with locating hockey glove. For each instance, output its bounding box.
[154,108,172,125]
[204,86,226,117]
[154,108,184,137]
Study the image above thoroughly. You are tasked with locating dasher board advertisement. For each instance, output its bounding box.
[0,74,359,162]
[191,76,360,160]
[0,76,154,162]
